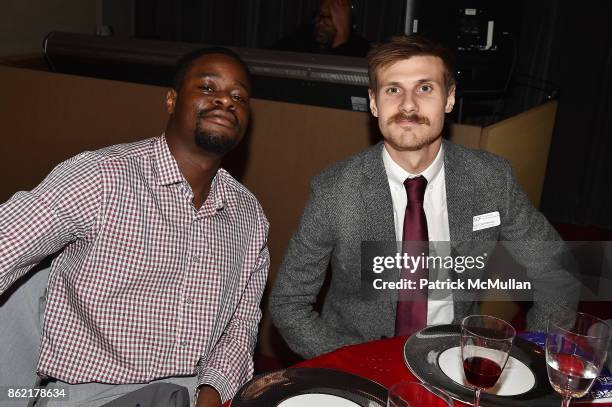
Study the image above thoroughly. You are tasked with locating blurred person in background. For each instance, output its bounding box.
[272,0,370,57]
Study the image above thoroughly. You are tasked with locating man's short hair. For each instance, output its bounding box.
[367,35,456,93]
[172,47,251,92]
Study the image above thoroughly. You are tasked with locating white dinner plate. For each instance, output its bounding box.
[438,346,535,395]
[277,393,361,406]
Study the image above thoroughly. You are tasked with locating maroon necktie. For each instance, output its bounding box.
[395,176,429,336]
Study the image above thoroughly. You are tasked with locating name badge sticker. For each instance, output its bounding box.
[473,211,501,231]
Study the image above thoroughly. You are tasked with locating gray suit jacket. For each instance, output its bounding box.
[269,140,578,359]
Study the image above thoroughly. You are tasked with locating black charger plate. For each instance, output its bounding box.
[231,367,387,407]
[404,324,561,406]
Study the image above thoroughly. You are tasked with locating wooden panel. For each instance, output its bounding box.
[0,66,168,202]
[447,124,482,150]
[480,101,558,208]
[243,99,373,280]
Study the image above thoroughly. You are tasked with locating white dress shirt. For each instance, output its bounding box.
[382,143,454,325]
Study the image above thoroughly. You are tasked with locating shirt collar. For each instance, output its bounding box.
[205,170,228,213]
[153,134,185,186]
[382,142,445,188]
[153,135,227,214]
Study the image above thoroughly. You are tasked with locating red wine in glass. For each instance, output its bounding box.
[547,353,598,399]
[463,356,503,389]
[461,315,515,407]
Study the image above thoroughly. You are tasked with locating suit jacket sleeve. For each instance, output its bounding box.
[498,158,579,330]
[269,176,345,359]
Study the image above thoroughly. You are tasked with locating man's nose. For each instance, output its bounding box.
[399,92,417,113]
[213,92,235,110]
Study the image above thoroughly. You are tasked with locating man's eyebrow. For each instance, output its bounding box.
[235,79,250,93]
[194,72,250,92]
[382,78,438,85]
[382,81,403,87]
[194,72,219,80]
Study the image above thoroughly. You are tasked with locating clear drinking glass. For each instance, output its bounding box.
[460,315,516,407]
[546,311,611,407]
[387,381,453,407]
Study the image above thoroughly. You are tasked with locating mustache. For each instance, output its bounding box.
[196,108,239,128]
[387,112,430,126]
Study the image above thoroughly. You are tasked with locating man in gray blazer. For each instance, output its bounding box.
[269,35,578,359]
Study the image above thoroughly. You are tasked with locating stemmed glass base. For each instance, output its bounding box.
[473,387,482,407]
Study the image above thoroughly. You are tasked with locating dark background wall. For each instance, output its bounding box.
[0,0,95,56]
[133,0,407,48]
[537,1,612,228]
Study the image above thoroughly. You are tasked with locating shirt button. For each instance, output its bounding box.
[192,255,200,263]
[180,341,188,347]
[185,298,192,304]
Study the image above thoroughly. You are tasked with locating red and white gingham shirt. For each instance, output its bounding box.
[0,136,269,402]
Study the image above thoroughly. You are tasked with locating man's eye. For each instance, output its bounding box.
[418,84,433,93]
[385,87,401,95]
[199,85,214,93]
[231,94,246,103]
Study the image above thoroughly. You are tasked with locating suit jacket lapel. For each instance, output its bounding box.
[443,140,481,321]
[359,142,396,242]
[358,143,397,335]
[360,141,473,242]
[444,140,474,242]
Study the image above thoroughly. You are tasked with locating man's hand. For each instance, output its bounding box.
[329,0,351,48]
[196,385,222,407]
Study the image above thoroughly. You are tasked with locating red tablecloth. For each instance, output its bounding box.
[295,336,410,388]
[225,336,612,406]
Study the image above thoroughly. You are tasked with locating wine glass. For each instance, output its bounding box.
[387,381,453,407]
[546,311,611,407]
[460,315,516,407]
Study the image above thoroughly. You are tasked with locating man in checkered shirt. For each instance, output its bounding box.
[0,47,269,407]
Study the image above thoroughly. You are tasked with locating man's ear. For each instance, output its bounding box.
[166,89,177,115]
[368,89,378,117]
[445,84,456,113]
